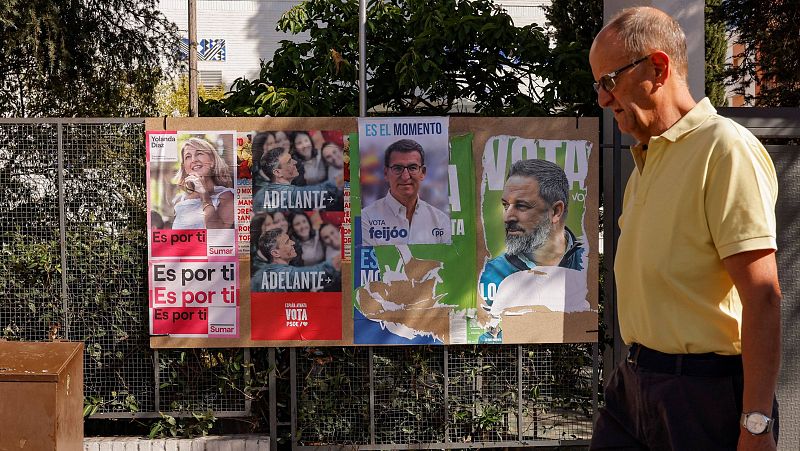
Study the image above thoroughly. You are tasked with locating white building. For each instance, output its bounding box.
[159,0,550,90]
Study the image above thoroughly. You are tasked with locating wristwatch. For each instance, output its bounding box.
[740,412,774,435]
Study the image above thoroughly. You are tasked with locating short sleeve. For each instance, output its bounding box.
[705,129,777,259]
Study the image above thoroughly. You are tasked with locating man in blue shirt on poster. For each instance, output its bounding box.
[479,159,584,307]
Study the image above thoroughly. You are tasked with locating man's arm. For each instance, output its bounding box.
[722,249,781,451]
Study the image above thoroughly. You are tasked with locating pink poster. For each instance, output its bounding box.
[146,131,240,338]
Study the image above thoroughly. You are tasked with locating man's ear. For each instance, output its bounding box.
[650,51,670,86]
[551,200,565,224]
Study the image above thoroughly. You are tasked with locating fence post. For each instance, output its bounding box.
[57,121,70,340]
[444,346,449,443]
[369,346,375,445]
[269,348,277,451]
[517,345,523,441]
[290,348,297,450]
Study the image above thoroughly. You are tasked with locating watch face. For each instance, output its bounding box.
[745,414,769,434]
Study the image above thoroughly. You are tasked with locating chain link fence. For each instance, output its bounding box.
[0,119,247,418]
[0,119,596,448]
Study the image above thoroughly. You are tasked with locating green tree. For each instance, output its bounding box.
[202,0,570,117]
[0,0,180,117]
[704,0,727,106]
[542,0,603,117]
[545,0,602,49]
[713,0,800,106]
[155,76,226,117]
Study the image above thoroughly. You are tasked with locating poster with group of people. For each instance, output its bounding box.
[246,129,346,340]
[145,117,597,346]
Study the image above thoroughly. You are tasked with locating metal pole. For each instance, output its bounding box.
[610,120,625,366]
[268,348,277,451]
[188,0,199,117]
[57,122,70,341]
[153,350,160,412]
[244,349,252,415]
[517,345,523,441]
[444,346,449,443]
[592,342,600,424]
[369,346,375,445]
[290,348,298,450]
[358,0,367,116]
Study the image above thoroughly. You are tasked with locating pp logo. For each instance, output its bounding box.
[431,228,445,237]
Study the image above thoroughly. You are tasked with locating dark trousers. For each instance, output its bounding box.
[590,344,779,451]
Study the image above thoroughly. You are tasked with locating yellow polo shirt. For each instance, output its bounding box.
[615,98,777,355]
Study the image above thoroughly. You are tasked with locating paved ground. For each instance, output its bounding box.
[83,435,270,450]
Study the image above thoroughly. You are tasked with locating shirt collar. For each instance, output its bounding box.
[630,97,715,172]
[658,97,715,143]
[384,191,419,217]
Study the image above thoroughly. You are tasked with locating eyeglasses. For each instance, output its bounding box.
[593,55,650,93]
[387,164,423,175]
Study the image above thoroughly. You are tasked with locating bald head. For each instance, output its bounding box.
[596,7,688,82]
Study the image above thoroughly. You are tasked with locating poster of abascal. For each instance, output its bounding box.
[147,131,239,338]
[358,117,451,246]
[476,137,592,343]
[247,130,345,341]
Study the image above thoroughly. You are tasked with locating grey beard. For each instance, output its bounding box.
[505,218,552,258]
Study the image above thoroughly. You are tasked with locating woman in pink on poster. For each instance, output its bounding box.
[172,137,235,229]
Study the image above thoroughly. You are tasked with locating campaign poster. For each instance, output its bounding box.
[476,137,593,343]
[358,117,451,246]
[352,133,477,344]
[147,131,239,337]
[235,134,255,256]
[247,129,346,341]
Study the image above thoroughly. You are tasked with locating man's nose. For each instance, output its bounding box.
[597,87,614,108]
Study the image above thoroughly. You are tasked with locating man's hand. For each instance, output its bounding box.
[738,428,776,451]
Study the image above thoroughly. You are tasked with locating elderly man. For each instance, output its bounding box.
[361,138,451,245]
[479,158,584,306]
[251,228,340,293]
[589,7,780,450]
[252,147,339,213]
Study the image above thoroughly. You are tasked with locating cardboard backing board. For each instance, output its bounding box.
[147,116,598,348]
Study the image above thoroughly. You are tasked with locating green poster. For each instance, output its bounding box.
[476,136,592,343]
[352,132,477,344]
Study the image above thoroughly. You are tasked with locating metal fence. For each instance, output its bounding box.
[0,119,248,419]
[0,119,595,449]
